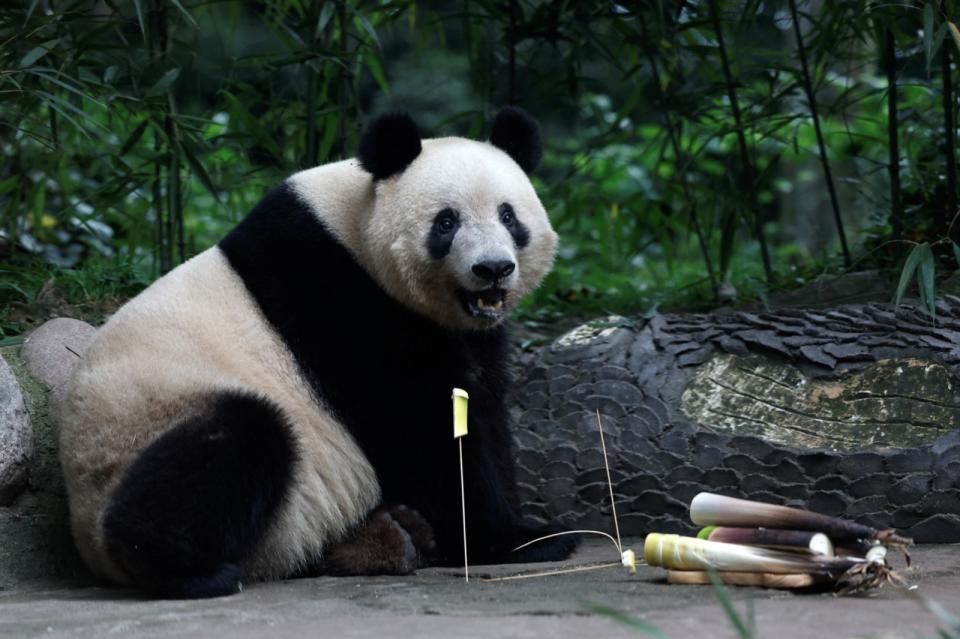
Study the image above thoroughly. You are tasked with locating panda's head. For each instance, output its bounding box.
[356,108,558,331]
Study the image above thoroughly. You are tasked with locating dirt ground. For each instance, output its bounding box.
[1,538,958,639]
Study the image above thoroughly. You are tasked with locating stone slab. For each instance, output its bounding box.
[0,540,956,639]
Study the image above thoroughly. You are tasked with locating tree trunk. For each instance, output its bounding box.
[512,299,960,543]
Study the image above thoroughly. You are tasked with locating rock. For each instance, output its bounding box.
[21,318,96,422]
[664,465,702,483]
[796,452,838,476]
[0,355,33,505]
[906,513,960,543]
[837,453,884,477]
[807,491,850,517]
[885,449,934,474]
[812,475,849,491]
[889,474,933,506]
[847,495,887,516]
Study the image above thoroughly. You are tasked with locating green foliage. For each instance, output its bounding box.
[2,1,960,331]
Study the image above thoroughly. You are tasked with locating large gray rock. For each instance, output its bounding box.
[0,354,33,505]
[21,318,96,423]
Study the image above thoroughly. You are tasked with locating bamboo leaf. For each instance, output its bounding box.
[894,243,924,306]
[20,46,49,69]
[220,90,282,159]
[315,2,335,38]
[180,137,221,203]
[25,0,41,22]
[953,242,960,269]
[132,0,147,40]
[145,68,181,97]
[706,569,754,639]
[949,21,960,53]
[169,0,198,27]
[917,242,936,319]
[364,52,390,95]
[119,119,151,156]
[352,13,381,50]
[317,113,338,162]
[924,3,935,74]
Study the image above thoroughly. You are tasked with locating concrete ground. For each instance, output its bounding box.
[1,539,958,639]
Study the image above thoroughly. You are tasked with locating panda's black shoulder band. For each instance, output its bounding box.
[357,112,422,180]
[489,107,543,174]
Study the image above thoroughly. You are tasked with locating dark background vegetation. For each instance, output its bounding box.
[2,0,960,341]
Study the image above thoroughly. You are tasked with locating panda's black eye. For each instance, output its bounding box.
[499,203,515,226]
[499,202,530,249]
[428,209,460,259]
[434,209,458,234]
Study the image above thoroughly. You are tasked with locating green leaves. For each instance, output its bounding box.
[145,69,181,98]
[221,90,282,160]
[895,242,936,320]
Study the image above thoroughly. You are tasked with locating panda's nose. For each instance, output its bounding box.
[472,260,516,283]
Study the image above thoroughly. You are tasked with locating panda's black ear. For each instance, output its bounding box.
[358,113,422,180]
[489,107,543,174]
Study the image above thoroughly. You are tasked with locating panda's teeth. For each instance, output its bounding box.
[477,298,486,309]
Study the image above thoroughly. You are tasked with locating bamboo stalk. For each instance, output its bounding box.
[703,526,834,556]
[639,14,718,300]
[508,0,518,104]
[305,63,318,166]
[944,32,957,240]
[884,26,902,240]
[689,492,912,548]
[337,0,348,157]
[788,0,850,267]
[707,0,773,283]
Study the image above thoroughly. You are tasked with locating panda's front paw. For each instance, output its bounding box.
[506,523,581,564]
[320,505,435,576]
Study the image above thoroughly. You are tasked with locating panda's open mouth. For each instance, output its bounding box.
[458,287,507,319]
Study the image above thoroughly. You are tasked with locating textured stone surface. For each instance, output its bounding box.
[510,301,960,542]
[1,541,958,639]
[20,318,96,423]
[0,354,33,505]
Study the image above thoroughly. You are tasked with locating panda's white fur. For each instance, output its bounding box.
[59,109,574,597]
[60,247,381,583]
[290,137,557,330]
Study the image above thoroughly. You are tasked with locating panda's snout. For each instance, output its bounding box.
[471,259,515,283]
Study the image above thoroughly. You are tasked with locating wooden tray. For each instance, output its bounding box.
[666,570,833,589]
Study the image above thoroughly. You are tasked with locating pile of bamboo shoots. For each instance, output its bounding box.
[644,492,913,592]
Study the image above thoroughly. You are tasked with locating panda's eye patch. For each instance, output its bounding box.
[427,209,460,259]
[499,203,515,226]
[499,202,530,249]
[434,209,459,234]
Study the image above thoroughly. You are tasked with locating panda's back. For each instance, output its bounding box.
[59,247,379,582]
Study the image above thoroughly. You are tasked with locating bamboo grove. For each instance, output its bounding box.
[2,1,960,321]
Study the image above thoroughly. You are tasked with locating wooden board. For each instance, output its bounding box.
[666,570,834,589]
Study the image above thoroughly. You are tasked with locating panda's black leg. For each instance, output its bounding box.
[319,505,436,576]
[102,392,297,598]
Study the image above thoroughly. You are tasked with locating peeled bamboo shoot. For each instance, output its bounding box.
[644,533,860,576]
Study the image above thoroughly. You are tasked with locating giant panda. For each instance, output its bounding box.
[58,107,578,598]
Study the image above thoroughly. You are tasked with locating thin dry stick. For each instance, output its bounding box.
[459,437,468,583]
[596,410,622,554]
[513,529,622,555]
